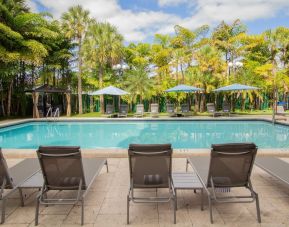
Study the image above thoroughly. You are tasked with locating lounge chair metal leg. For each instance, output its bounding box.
[255,192,261,223]
[81,199,84,225]
[1,198,6,224]
[18,188,24,207]
[35,197,40,226]
[175,190,177,210]
[44,192,48,207]
[186,159,189,172]
[127,195,130,224]
[201,189,204,211]
[208,195,213,224]
[105,160,109,172]
[173,195,176,224]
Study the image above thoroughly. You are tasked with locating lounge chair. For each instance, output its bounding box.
[206,103,220,117]
[134,104,144,117]
[118,104,128,117]
[105,104,115,117]
[222,102,231,116]
[150,103,159,117]
[35,146,108,226]
[276,105,287,121]
[127,144,176,224]
[166,103,176,117]
[186,143,261,224]
[0,148,41,223]
[255,157,289,186]
[181,104,191,117]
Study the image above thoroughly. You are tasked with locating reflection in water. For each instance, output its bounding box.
[0,121,289,149]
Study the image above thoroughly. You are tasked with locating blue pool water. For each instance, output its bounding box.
[0,120,289,149]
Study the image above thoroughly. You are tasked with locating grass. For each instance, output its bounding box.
[70,109,276,118]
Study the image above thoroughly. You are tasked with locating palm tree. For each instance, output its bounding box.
[83,21,123,113]
[61,5,91,114]
[123,67,155,103]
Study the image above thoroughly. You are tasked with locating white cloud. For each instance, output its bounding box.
[26,0,38,12]
[28,0,289,43]
[158,0,190,7]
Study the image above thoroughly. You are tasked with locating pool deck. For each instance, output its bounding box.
[1,115,289,158]
[2,157,289,226]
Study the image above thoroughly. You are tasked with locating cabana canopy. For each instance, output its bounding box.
[213,83,259,92]
[165,84,204,93]
[27,84,70,93]
[90,86,129,96]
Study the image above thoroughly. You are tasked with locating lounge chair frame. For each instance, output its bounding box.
[166,103,176,117]
[150,103,159,118]
[105,104,115,117]
[186,143,261,224]
[206,103,220,117]
[127,144,176,224]
[118,104,128,117]
[222,103,231,116]
[0,149,41,224]
[35,146,108,226]
[181,104,191,117]
[134,104,144,117]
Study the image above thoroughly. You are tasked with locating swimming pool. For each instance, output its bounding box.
[0,120,289,149]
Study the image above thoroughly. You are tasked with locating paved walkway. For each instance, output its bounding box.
[3,158,289,227]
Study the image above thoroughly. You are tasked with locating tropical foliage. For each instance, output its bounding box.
[1,1,289,117]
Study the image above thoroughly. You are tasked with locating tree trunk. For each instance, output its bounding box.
[65,92,71,117]
[1,89,5,117]
[78,40,83,114]
[200,94,206,112]
[99,65,104,114]
[241,96,245,111]
[90,96,94,112]
[194,93,199,112]
[7,79,13,117]
[32,92,40,118]
[180,64,184,83]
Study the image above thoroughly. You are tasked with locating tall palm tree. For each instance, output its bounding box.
[83,21,123,113]
[61,5,91,114]
[123,67,155,103]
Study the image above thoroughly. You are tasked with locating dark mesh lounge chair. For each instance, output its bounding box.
[276,106,287,121]
[150,103,159,117]
[255,157,289,186]
[118,104,128,117]
[181,104,191,117]
[0,148,41,223]
[127,144,176,224]
[222,102,231,116]
[134,104,144,117]
[166,103,176,117]
[206,103,220,117]
[105,104,114,117]
[35,146,108,226]
[186,143,261,223]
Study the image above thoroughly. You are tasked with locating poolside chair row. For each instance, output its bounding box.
[107,102,232,118]
[128,143,289,224]
[0,147,108,225]
[206,102,231,117]
[2,144,289,225]
[105,103,193,118]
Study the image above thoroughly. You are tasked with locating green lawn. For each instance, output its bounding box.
[71,109,276,118]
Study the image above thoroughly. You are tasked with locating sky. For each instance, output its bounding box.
[27,0,289,43]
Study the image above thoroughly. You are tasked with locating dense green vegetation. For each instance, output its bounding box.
[1,1,289,117]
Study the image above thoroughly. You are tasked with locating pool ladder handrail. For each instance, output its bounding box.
[53,108,60,120]
[46,107,60,120]
[46,107,53,118]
